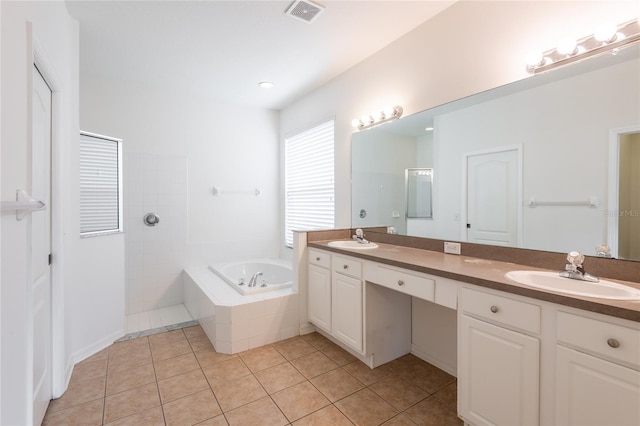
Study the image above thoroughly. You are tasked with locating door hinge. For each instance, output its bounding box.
[48,253,52,265]
[467,223,471,229]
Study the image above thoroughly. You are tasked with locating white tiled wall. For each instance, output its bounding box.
[125,152,188,314]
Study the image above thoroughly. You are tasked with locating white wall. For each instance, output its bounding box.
[1,1,125,423]
[280,1,639,239]
[80,75,281,315]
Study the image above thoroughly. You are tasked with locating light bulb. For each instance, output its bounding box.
[594,22,618,43]
[525,50,545,68]
[351,118,361,128]
[383,106,396,118]
[371,111,383,122]
[361,115,372,125]
[557,38,578,56]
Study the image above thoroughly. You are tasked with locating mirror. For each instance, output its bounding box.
[406,168,433,219]
[352,45,640,260]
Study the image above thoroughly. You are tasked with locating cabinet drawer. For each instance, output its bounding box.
[460,287,540,335]
[366,264,435,302]
[308,249,331,269]
[557,311,640,367]
[332,255,362,279]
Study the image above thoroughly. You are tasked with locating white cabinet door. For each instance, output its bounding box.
[556,345,640,426]
[459,315,540,426]
[331,271,363,353]
[308,264,331,332]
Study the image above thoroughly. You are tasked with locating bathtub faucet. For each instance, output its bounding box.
[248,272,264,287]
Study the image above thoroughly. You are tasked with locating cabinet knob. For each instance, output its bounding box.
[607,338,620,348]
[490,305,499,313]
[398,280,405,286]
[343,264,348,270]
[316,257,320,261]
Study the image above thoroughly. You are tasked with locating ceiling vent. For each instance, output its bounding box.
[286,0,325,24]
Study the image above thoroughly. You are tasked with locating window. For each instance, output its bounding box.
[80,131,123,236]
[284,119,335,247]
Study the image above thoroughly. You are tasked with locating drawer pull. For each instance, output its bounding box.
[398,280,405,286]
[490,305,499,313]
[316,257,321,261]
[343,264,348,270]
[607,338,620,349]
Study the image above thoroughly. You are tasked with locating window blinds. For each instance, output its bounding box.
[285,119,335,247]
[80,132,122,235]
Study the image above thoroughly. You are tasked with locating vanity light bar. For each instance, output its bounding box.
[526,18,640,74]
[352,105,404,131]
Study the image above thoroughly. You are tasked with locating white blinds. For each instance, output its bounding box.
[285,119,335,247]
[80,132,122,235]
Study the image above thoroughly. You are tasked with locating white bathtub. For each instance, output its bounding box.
[183,258,298,354]
[208,259,292,295]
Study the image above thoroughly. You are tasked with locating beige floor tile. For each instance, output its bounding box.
[240,345,287,373]
[292,404,354,426]
[103,406,165,426]
[183,324,205,338]
[162,389,223,426]
[291,351,339,379]
[195,414,230,425]
[274,336,317,360]
[109,337,149,358]
[150,338,193,362]
[224,396,288,426]
[47,375,106,413]
[342,360,394,386]
[382,414,418,425]
[335,388,398,426]
[81,347,110,364]
[154,352,200,380]
[42,397,103,426]
[69,357,108,385]
[321,345,357,366]
[189,334,215,351]
[433,381,457,410]
[194,348,238,368]
[211,374,268,412]
[103,382,160,424]
[301,332,334,352]
[148,329,186,347]
[370,376,429,411]
[403,397,462,426]
[157,368,210,403]
[272,381,331,422]
[403,362,456,394]
[108,346,153,374]
[310,368,364,402]
[202,357,252,386]
[106,363,156,396]
[254,361,306,394]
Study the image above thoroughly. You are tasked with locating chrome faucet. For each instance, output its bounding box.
[248,272,263,287]
[352,228,369,244]
[559,251,599,283]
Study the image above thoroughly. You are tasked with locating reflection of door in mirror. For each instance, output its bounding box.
[618,131,640,260]
[465,148,519,247]
[406,168,433,219]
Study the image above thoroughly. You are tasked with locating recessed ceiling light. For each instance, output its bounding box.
[258,81,274,89]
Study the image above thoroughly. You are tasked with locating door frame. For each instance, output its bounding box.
[460,145,523,246]
[607,125,640,259]
[30,25,65,400]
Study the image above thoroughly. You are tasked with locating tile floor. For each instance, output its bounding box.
[43,326,462,426]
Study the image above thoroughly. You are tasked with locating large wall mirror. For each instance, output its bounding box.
[351,44,640,261]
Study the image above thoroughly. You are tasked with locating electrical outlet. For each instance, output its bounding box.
[444,241,461,255]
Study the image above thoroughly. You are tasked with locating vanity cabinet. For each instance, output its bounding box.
[458,287,541,426]
[555,312,640,425]
[307,249,332,332]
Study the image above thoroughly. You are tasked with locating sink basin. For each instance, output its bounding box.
[505,270,640,300]
[327,240,379,250]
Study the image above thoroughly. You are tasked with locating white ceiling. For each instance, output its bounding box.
[66,1,456,110]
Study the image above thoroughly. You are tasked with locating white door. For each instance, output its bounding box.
[308,264,331,332]
[331,272,363,353]
[32,65,52,425]
[466,149,518,246]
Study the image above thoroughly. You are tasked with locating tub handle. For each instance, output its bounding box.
[143,212,160,226]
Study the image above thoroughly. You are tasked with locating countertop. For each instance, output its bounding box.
[308,240,640,322]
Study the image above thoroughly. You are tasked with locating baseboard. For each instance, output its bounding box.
[411,343,457,377]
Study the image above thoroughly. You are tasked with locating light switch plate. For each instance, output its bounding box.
[444,241,461,255]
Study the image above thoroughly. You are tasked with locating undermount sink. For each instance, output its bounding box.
[327,240,379,250]
[505,270,640,301]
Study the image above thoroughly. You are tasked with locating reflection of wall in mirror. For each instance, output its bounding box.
[619,132,640,260]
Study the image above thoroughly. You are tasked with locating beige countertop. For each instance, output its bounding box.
[308,240,640,322]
